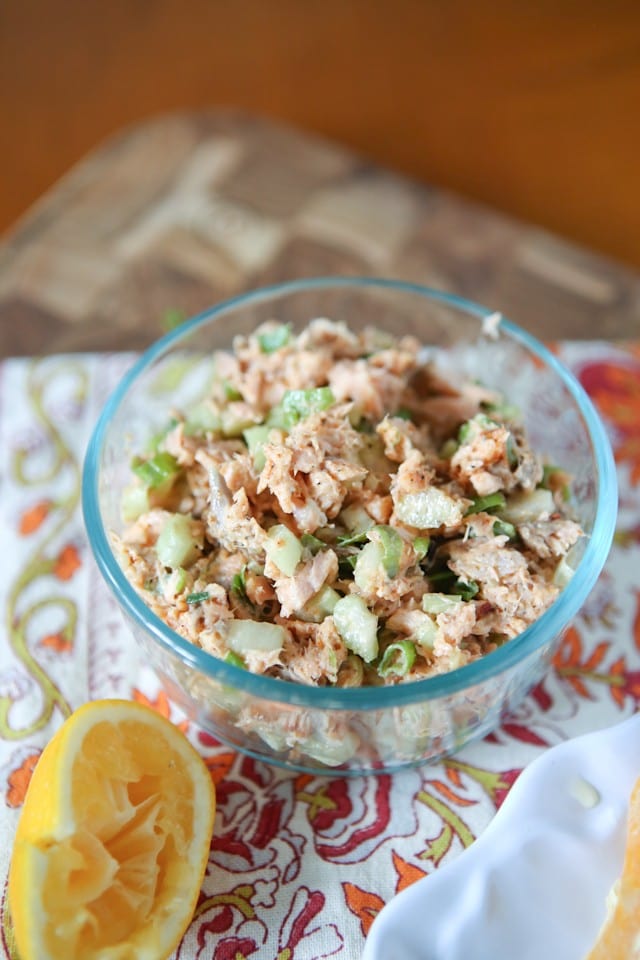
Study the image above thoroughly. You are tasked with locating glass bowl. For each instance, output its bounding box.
[82,277,617,776]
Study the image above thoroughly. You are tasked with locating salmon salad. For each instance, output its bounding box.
[115,318,583,688]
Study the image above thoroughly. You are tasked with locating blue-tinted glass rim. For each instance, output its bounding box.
[82,276,618,710]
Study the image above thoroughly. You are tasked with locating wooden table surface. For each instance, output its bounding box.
[1,110,638,359]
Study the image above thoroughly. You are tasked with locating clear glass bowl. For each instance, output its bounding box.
[82,278,617,775]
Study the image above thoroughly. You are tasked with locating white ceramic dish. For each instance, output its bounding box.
[363,713,640,960]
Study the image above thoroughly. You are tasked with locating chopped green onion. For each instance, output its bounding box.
[439,438,458,459]
[338,554,359,579]
[427,568,457,587]
[466,492,507,515]
[506,434,519,468]
[282,387,335,427]
[413,536,431,561]
[480,399,521,421]
[337,530,370,547]
[393,407,413,421]
[258,323,292,354]
[222,380,243,401]
[231,568,248,600]
[224,650,246,669]
[493,519,517,540]
[132,451,180,489]
[378,640,417,678]
[186,591,209,605]
[301,532,326,554]
[452,579,479,601]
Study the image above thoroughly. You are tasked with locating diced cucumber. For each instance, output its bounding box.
[395,487,465,530]
[226,619,286,654]
[339,504,375,537]
[413,536,431,561]
[332,595,378,662]
[499,488,555,524]
[413,616,438,651]
[353,540,384,592]
[302,730,360,767]
[372,525,403,577]
[156,514,201,569]
[243,424,272,472]
[121,483,150,523]
[266,524,303,576]
[422,593,463,615]
[299,585,341,623]
[553,555,575,588]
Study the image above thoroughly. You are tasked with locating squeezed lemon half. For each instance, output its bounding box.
[8,698,215,960]
[585,776,640,959]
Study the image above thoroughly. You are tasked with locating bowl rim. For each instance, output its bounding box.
[82,276,618,710]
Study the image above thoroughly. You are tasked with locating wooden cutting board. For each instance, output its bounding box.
[0,110,638,358]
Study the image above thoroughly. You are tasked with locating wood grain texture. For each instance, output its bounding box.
[1,0,639,267]
[0,111,638,357]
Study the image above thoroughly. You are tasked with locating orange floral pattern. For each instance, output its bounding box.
[0,344,638,960]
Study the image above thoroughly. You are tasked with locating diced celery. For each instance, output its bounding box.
[265,403,289,430]
[395,488,465,530]
[243,424,271,472]
[378,640,416,678]
[265,524,303,576]
[332,595,378,662]
[156,514,201,568]
[282,387,335,427]
[227,619,286,654]
[353,540,385,592]
[372,525,403,578]
[221,406,259,438]
[258,323,291,354]
[499,488,555,524]
[299,585,341,623]
[132,451,180,490]
[184,401,221,435]
[422,593,463,615]
[121,483,150,523]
